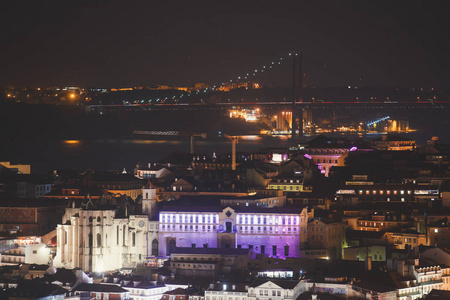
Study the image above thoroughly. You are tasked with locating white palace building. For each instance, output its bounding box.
[54,185,311,272]
[158,206,309,257]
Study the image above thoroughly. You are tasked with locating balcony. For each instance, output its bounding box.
[420,280,443,286]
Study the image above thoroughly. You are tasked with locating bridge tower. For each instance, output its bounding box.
[292,52,303,138]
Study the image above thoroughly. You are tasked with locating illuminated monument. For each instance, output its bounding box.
[53,185,158,273]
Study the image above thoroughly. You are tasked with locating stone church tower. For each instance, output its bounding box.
[142,181,158,218]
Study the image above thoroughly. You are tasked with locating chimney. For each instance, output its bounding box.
[397,260,405,276]
[365,256,372,271]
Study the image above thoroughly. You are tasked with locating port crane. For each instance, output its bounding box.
[223,134,238,171]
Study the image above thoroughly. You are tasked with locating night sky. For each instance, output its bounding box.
[1,0,449,88]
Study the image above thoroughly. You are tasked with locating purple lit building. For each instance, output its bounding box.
[158,206,310,258]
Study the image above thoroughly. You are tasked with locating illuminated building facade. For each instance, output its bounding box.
[306,148,349,177]
[158,206,309,258]
[53,208,149,273]
[53,186,158,273]
[204,279,303,300]
[385,231,426,249]
[369,135,416,151]
[267,178,304,192]
[336,176,440,205]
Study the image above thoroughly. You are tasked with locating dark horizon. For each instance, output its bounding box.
[1,1,449,89]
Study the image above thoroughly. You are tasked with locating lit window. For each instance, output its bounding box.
[435,229,438,233]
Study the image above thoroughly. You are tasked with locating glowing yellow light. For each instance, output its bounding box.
[70,94,76,99]
[64,140,80,145]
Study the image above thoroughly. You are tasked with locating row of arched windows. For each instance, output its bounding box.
[115,225,137,247]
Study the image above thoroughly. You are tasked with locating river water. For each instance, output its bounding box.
[1,105,449,174]
[0,131,435,174]
[2,135,295,174]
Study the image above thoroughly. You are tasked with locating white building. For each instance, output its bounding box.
[54,186,159,273]
[102,274,169,300]
[204,279,303,300]
[25,243,54,265]
[135,164,172,180]
[0,246,25,265]
[392,257,450,299]
[158,206,309,257]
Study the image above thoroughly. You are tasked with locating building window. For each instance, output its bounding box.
[89,233,93,248]
[152,239,159,256]
[132,232,136,247]
[272,245,277,256]
[123,225,126,246]
[97,233,101,247]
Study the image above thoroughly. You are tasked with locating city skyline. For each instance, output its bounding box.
[2,2,450,299]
